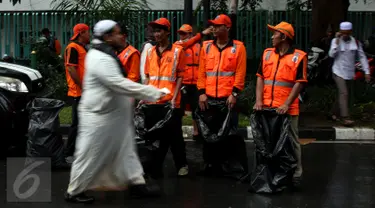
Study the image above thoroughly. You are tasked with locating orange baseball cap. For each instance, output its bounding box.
[267,21,295,40]
[148,18,171,31]
[208,14,232,28]
[70,23,90,40]
[177,24,193,33]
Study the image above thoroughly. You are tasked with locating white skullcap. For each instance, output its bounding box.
[340,22,352,31]
[93,20,118,37]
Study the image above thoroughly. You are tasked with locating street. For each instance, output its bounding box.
[1,142,375,208]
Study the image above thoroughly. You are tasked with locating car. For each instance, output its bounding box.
[0,61,49,158]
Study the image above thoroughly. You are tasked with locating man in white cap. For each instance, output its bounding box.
[65,20,166,204]
[328,21,370,126]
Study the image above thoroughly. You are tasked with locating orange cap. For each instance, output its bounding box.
[267,21,295,40]
[208,14,232,28]
[148,18,171,31]
[177,24,193,33]
[70,23,90,41]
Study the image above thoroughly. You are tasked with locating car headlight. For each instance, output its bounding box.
[0,76,28,93]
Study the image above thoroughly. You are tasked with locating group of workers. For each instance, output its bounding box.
[62,13,308,204]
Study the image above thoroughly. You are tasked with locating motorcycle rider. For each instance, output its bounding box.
[328,21,370,126]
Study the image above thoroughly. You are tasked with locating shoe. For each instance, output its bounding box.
[129,183,161,198]
[64,192,95,204]
[178,166,189,176]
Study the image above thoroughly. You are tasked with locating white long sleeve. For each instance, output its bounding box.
[140,43,153,84]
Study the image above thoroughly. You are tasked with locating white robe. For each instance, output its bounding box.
[67,40,162,195]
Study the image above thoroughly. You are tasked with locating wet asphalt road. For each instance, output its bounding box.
[1,142,375,208]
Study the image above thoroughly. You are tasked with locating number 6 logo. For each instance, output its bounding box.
[13,161,45,199]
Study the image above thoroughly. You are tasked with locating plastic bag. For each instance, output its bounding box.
[249,109,297,194]
[26,98,66,168]
[134,103,173,141]
[195,99,237,143]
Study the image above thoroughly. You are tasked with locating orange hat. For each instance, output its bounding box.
[70,23,90,40]
[178,24,193,33]
[208,14,232,28]
[148,18,171,31]
[267,21,295,40]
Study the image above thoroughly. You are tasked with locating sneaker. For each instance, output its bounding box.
[178,166,189,176]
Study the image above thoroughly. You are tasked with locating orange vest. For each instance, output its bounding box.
[118,45,140,82]
[146,44,184,108]
[175,40,200,85]
[64,42,87,97]
[261,48,306,115]
[201,40,244,98]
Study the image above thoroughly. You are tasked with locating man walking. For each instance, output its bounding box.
[63,23,90,161]
[328,21,370,126]
[254,21,308,186]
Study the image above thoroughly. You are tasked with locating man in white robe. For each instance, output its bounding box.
[64,20,167,204]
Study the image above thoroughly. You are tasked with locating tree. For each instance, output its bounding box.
[0,0,21,5]
[51,0,150,45]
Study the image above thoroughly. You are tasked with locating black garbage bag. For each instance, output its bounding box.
[134,103,174,174]
[196,99,248,181]
[249,109,297,194]
[195,99,237,143]
[134,103,174,141]
[26,98,66,168]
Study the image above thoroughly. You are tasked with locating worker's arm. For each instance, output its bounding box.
[254,55,264,110]
[65,47,82,88]
[55,39,62,56]
[197,46,207,94]
[176,28,212,49]
[126,53,141,82]
[171,50,186,107]
[233,44,247,93]
[284,55,308,106]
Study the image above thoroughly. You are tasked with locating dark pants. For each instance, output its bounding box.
[64,96,80,157]
[180,84,199,120]
[145,108,187,177]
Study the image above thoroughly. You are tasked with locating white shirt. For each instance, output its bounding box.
[140,42,153,84]
[329,36,369,80]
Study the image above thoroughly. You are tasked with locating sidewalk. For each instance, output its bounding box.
[59,112,375,141]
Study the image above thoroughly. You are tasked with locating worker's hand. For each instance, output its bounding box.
[335,32,342,38]
[276,103,289,115]
[365,74,371,83]
[253,100,263,111]
[171,99,176,109]
[202,27,213,35]
[199,94,209,111]
[226,95,237,109]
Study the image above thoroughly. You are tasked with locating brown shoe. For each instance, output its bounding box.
[342,119,355,127]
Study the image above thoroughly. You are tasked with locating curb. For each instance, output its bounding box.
[59,124,375,141]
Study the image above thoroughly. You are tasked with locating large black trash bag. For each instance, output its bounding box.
[249,109,297,194]
[196,99,248,181]
[134,103,173,141]
[195,99,237,143]
[26,98,66,168]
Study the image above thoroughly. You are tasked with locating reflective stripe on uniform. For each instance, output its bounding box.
[149,76,175,81]
[265,51,272,61]
[206,71,235,77]
[264,80,295,88]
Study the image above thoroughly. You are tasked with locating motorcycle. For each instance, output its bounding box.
[0,61,50,158]
[299,47,329,103]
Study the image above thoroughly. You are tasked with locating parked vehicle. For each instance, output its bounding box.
[0,61,49,158]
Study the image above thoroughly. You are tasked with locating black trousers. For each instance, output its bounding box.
[64,96,80,157]
[180,84,199,120]
[144,108,187,176]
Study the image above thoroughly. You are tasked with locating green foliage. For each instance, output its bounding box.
[33,39,67,100]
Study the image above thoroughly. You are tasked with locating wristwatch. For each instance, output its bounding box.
[232,92,238,98]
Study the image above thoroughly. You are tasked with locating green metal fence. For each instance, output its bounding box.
[0,10,374,60]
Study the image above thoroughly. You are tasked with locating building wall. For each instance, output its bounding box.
[0,0,375,11]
